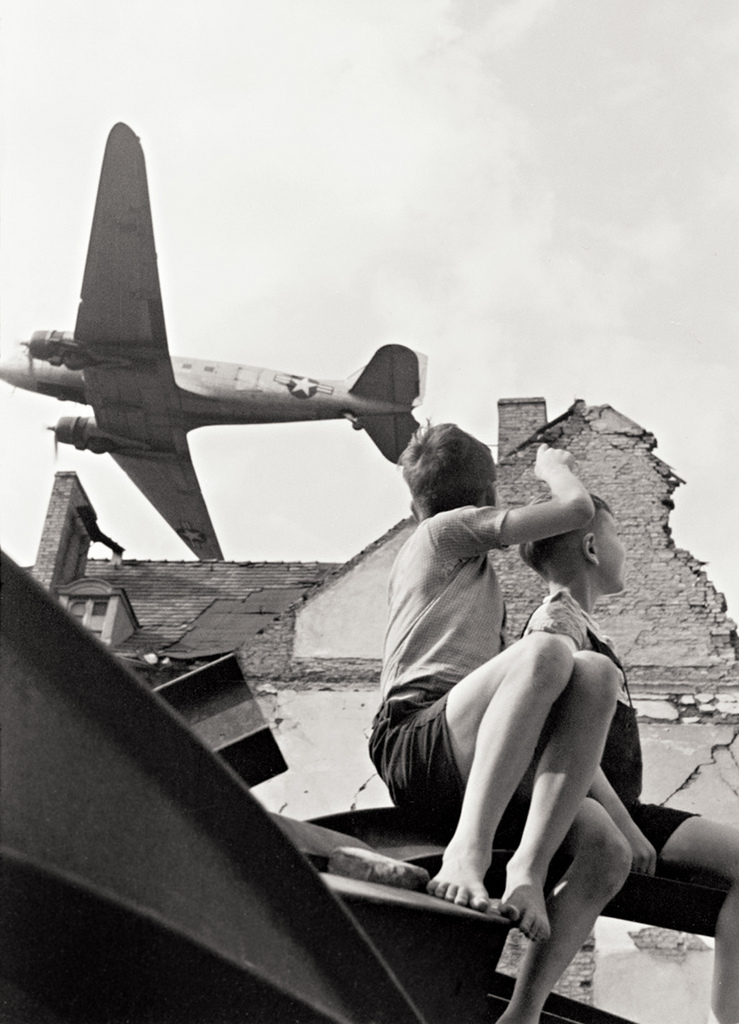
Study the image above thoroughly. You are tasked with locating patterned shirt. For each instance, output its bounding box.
[379,505,508,702]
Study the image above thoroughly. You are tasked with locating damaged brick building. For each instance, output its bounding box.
[22,395,739,1016]
[27,394,738,825]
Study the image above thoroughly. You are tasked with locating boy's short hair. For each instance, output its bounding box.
[400,423,495,518]
[520,494,612,576]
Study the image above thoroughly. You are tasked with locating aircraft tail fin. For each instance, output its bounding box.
[347,344,425,462]
[348,344,426,408]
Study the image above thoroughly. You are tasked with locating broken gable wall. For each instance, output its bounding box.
[243,400,737,825]
[494,401,738,689]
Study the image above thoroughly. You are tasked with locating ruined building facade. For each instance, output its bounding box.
[244,397,737,709]
[24,396,738,1014]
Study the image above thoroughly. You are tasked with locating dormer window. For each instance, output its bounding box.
[58,578,138,646]
[68,597,110,638]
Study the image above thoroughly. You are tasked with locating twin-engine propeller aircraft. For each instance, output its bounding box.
[0,123,426,560]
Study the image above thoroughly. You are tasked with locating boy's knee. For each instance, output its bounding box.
[571,652,621,709]
[579,825,632,898]
[519,632,574,692]
[604,831,633,893]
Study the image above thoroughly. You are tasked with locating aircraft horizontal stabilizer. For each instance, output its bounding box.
[358,412,420,463]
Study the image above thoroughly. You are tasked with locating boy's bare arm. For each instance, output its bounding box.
[589,766,657,874]
[499,444,594,547]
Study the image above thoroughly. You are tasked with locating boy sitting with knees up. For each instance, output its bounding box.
[520,495,739,1024]
[369,424,633,1020]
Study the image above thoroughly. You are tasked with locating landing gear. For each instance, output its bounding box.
[341,410,364,431]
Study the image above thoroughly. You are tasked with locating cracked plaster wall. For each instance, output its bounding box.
[252,686,739,827]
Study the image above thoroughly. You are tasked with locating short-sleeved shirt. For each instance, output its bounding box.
[379,505,508,702]
[523,587,697,848]
[524,588,629,704]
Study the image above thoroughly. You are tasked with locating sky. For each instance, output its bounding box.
[1,0,737,619]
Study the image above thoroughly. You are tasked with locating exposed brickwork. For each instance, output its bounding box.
[237,400,736,697]
[493,401,738,689]
[226,399,738,702]
[238,608,298,680]
[628,926,709,961]
[498,929,596,1006]
[32,472,93,591]
[497,397,548,456]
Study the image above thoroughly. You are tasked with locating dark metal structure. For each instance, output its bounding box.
[1,550,728,1023]
[0,552,429,1023]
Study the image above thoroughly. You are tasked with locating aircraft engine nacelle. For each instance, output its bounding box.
[54,416,148,456]
[29,330,91,370]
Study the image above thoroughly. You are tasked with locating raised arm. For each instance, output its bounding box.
[498,444,594,547]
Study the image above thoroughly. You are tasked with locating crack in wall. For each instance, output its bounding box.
[659,728,739,805]
[350,773,376,812]
[715,737,739,798]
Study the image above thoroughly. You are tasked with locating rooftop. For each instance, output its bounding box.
[85,559,338,655]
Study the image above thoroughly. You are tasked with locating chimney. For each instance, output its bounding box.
[497,398,548,457]
[32,473,95,592]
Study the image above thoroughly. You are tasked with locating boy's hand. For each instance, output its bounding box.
[624,823,657,875]
[498,443,593,546]
[534,444,578,482]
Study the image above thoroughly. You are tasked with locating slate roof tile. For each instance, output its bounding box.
[85,559,338,655]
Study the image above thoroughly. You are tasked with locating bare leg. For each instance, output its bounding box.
[498,799,632,1024]
[659,817,739,1024]
[428,636,619,936]
[427,634,574,917]
[502,652,620,939]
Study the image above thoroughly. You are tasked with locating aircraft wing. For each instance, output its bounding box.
[110,445,223,560]
[75,122,169,359]
[74,123,222,559]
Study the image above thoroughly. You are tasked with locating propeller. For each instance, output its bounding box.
[21,340,37,380]
[46,424,60,460]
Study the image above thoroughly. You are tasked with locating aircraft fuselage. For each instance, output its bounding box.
[0,349,415,430]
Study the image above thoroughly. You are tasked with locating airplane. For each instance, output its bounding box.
[0,123,426,560]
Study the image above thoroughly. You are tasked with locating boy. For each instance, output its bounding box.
[369,423,632,976]
[520,496,739,1024]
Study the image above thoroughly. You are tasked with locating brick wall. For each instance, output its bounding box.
[493,401,737,689]
[239,400,736,693]
[498,929,597,1006]
[32,472,93,592]
[497,397,548,456]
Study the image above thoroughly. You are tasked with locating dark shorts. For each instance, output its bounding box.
[369,694,699,855]
[629,801,697,855]
[368,693,531,845]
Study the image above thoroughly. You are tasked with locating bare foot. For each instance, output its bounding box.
[426,848,491,913]
[502,867,550,941]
